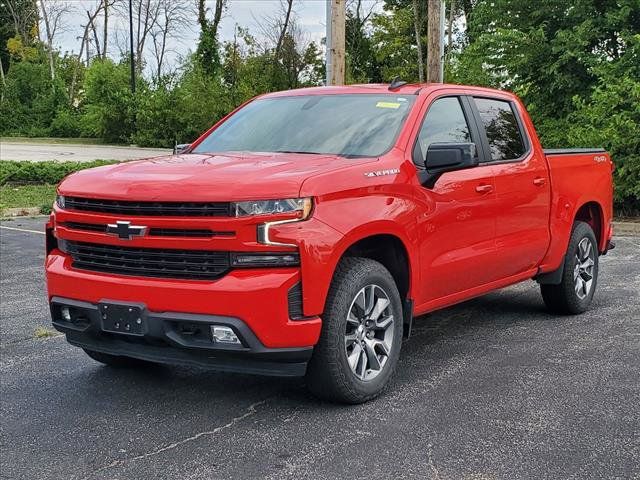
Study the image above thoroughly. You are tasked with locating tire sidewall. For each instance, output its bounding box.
[565,222,599,311]
[326,261,403,399]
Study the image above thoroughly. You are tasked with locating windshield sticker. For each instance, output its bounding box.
[376,101,401,109]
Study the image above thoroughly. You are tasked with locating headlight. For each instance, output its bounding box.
[56,195,65,209]
[233,198,312,218]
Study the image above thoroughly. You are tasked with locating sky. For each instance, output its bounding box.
[52,0,383,74]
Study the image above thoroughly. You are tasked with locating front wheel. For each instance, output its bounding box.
[541,221,599,314]
[305,257,403,404]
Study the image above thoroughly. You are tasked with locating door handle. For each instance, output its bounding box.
[533,177,547,186]
[475,184,493,194]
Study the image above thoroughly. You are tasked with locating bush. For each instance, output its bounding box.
[0,160,118,185]
[50,108,81,137]
[0,56,68,136]
[80,59,135,143]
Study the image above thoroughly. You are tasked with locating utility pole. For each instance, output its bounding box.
[128,0,136,93]
[325,0,345,85]
[427,0,443,83]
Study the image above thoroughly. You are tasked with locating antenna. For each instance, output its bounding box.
[388,76,408,91]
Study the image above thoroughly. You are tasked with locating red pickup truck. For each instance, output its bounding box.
[46,83,614,403]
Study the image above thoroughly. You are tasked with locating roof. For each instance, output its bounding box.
[261,83,515,98]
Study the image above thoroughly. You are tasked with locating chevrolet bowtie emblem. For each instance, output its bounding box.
[106,220,147,240]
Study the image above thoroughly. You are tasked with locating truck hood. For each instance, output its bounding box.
[59,152,376,201]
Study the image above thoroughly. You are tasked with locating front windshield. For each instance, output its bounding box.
[192,94,416,158]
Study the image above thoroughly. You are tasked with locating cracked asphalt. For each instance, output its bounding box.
[1,217,639,480]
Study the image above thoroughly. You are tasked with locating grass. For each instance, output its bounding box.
[1,136,107,145]
[34,326,60,339]
[0,184,56,215]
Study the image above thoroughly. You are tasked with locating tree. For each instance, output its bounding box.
[372,3,419,81]
[196,0,226,75]
[149,0,191,82]
[345,0,382,83]
[37,1,71,81]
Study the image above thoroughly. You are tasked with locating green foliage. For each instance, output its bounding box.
[564,42,640,214]
[0,160,118,185]
[80,59,135,143]
[346,8,382,83]
[450,0,640,213]
[0,54,68,136]
[1,0,637,213]
[372,6,420,81]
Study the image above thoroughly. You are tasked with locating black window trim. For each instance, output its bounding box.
[411,94,488,168]
[468,95,532,165]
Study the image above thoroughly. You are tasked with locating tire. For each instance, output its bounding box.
[541,221,599,315]
[305,257,403,404]
[83,349,145,368]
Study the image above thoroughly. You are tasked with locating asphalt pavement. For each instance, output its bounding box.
[0,141,170,162]
[1,217,639,480]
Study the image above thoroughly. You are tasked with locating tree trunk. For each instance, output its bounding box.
[103,1,108,58]
[412,0,425,83]
[328,0,345,85]
[426,0,442,83]
[69,27,88,104]
[0,58,6,103]
[446,0,455,68]
[39,0,56,80]
[88,10,102,59]
[275,0,294,61]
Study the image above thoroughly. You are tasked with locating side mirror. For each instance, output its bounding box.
[173,143,191,155]
[420,142,478,188]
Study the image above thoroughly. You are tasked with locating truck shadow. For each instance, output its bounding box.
[77,285,561,407]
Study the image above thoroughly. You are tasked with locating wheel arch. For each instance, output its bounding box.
[574,201,606,252]
[537,200,606,285]
[326,229,417,336]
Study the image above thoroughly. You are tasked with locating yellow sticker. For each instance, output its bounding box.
[376,101,401,109]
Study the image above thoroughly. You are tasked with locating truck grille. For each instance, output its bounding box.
[66,241,230,280]
[64,197,231,217]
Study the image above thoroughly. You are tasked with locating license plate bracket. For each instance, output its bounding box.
[99,302,146,336]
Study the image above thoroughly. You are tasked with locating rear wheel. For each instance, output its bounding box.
[305,257,403,404]
[541,221,599,314]
[83,349,145,368]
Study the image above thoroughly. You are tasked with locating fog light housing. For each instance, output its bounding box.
[211,325,241,344]
[231,252,299,267]
[61,307,71,322]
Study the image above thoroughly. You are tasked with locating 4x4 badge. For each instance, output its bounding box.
[106,220,147,240]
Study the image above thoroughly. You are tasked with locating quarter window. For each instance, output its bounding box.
[474,98,526,161]
[415,97,471,166]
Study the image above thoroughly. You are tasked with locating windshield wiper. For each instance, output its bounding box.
[273,150,325,155]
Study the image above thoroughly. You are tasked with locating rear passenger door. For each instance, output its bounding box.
[470,97,551,278]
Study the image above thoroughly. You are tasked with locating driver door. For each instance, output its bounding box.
[412,95,498,305]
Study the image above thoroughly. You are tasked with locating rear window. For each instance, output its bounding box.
[474,98,526,161]
[192,94,416,158]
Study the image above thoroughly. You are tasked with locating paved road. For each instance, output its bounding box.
[1,218,639,480]
[0,141,170,162]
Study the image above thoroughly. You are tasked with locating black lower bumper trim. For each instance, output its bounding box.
[51,296,312,377]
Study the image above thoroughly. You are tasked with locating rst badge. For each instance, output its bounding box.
[364,168,400,178]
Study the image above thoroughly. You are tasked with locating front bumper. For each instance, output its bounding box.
[51,296,313,376]
[46,250,321,349]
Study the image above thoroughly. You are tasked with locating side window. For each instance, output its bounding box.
[474,98,526,161]
[414,97,471,166]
